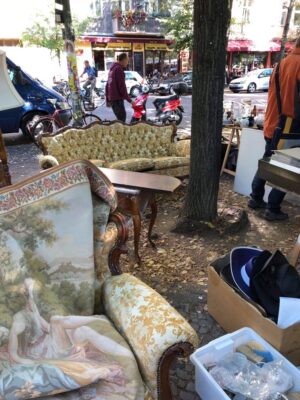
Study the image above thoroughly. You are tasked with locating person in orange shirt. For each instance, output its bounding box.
[248,37,300,221]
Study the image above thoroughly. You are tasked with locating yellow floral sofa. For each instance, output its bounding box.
[0,159,198,400]
[37,121,191,177]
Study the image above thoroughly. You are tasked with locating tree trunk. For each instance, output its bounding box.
[182,0,232,222]
[279,0,295,61]
[61,0,83,126]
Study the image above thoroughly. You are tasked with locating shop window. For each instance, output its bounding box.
[294,5,300,26]
[241,0,253,25]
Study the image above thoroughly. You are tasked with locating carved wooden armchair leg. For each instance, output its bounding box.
[158,342,195,399]
[108,212,129,275]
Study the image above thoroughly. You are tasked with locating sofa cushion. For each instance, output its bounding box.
[170,139,191,157]
[153,156,190,170]
[108,158,154,171]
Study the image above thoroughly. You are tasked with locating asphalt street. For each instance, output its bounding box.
[3,91,268,183]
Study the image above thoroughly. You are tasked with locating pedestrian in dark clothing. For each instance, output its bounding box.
[248,36,300,221]
[105,53,134,122]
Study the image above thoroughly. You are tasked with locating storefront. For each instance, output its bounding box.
[82,36,174,77]
[226,39,296,78]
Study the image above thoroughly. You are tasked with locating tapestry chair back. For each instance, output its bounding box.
[0,161,145,399]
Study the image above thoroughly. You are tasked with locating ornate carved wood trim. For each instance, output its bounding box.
[108,211,129,275]
[157,342,195,399]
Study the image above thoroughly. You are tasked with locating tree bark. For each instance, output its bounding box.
[61,0,83,126]
[182,0,232,222]
[279,0,296,61]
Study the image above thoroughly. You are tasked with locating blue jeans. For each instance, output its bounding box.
[250,138,286,212]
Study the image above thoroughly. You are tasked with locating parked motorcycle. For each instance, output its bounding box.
[131,85,184,125]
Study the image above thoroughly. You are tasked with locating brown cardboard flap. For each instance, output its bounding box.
[208,266,300,364]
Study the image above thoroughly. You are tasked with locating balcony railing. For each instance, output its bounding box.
[112,16,164,35]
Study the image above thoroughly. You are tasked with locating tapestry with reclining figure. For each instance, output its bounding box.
[0,161,144,400]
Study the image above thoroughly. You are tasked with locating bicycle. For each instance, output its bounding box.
[52,80,70,98]
[66,86,106,111]
[30,100,101,144]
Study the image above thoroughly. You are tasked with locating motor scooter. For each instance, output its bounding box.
[131,85,184,125]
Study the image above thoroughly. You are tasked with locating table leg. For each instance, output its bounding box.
[148,196,158,248]
[132,211,142,264]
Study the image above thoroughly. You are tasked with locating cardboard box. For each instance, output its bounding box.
[208,266,300,365]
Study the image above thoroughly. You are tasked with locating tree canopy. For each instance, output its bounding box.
[163,0,193,52]
[22,13,92,61]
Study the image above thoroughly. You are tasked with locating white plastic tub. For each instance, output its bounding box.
[190,327,300,400]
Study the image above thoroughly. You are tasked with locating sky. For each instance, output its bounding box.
[0,0,92,39]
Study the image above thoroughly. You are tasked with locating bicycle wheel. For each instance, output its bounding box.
[82,113,102,126]
[30,117,60,143]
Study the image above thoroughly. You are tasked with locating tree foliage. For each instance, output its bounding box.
[163,0,193,52]
[22,15,65,61]
[22,13,93,61]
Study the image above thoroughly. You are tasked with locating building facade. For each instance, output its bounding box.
[227,0,300,74]
[81,0,174,76]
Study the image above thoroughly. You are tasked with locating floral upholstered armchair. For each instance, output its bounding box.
[0,160,198,400]
[37,121,191,178]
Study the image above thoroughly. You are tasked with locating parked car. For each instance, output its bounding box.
[229,68,273,93]
[97,70,144,97]
[182,71,192,93]
[0,57,70,136]
[157,73,191,96]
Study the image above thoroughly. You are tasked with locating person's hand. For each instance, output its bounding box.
[131,100,135,107]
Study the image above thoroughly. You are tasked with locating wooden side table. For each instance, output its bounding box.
[99,168,181,264]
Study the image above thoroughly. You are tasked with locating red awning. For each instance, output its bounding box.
[227,40,281,52]
[227,40,251,52]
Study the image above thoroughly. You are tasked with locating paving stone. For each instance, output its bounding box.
[177,379,186,389]
[179,390,199,400]
[176,369,191,380]
[186,382,195,392]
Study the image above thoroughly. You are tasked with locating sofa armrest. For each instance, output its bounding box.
[38,155,59,169]
[171,139,191,157]
[103,273,199,399]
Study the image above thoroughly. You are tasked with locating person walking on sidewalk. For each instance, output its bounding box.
[248,37,300,221]
[105,53,134,122]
